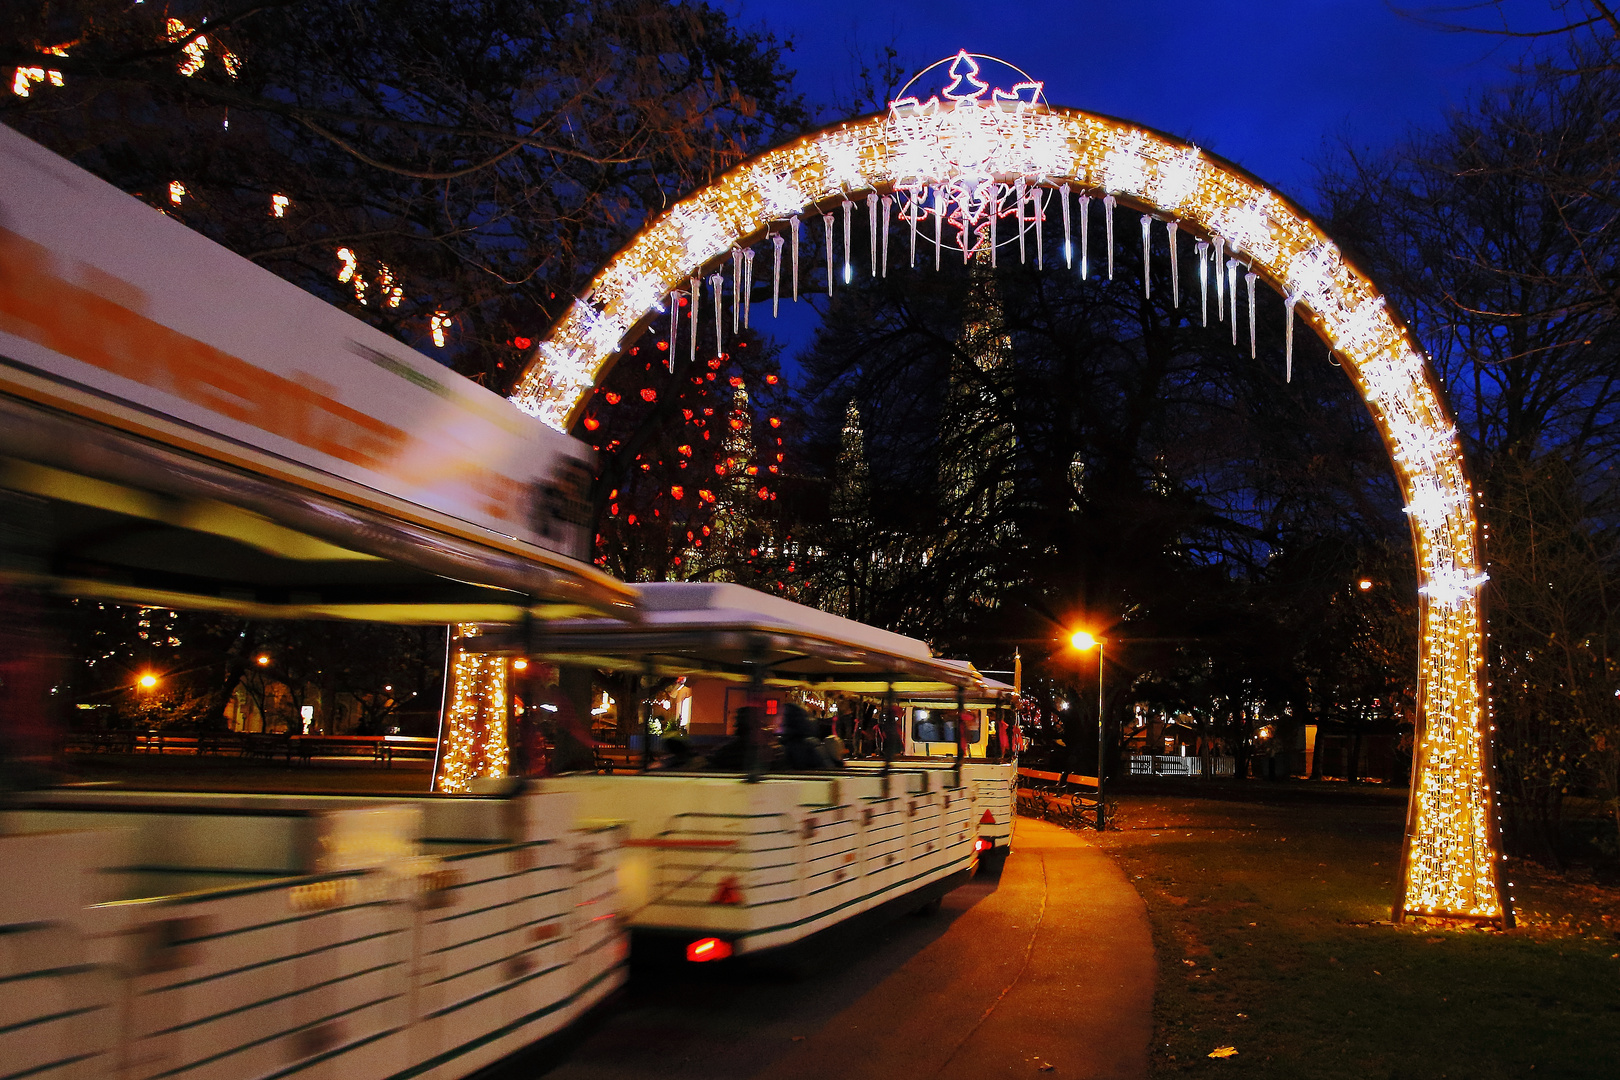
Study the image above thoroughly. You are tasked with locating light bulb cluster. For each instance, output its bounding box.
[504,64,1503,921]
[433,624,509,794]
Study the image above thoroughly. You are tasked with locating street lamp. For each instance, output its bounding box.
[136,672,158,690]
[1069,631,1106,831]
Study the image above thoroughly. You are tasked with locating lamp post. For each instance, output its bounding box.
[1069,631,1106,831]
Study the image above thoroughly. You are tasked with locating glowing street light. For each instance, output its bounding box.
[1068,629,1107,831]
[136,673,159,690]
[255,654,271,666]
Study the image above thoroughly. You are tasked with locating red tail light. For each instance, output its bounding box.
[979,809,996,825]
[711,876,744,905]
[975,838,992,853]
[686,937,733,962]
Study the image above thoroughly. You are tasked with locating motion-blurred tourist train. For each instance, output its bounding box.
[0,125,1019,1080]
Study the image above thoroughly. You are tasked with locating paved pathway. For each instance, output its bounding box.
[534,817,1154,1079]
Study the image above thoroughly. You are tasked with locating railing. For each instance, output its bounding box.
[1126,754,1236,777]
[62,731,438,765]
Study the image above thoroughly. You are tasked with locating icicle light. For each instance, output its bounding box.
[1140,214,1152,299]
[1285,297,1296,382]
[1167,221,1180,308]
[867,192,880,276]
[509,87,1501,922]
[880,194,893,275]
[1246,270,1258,358]
[1080,194,1091,280]
[771,234,784,317]
[743,247,755,329]
[791,216,801,301]
[1195,240,1209,326]
[1060,183,1073,269]
[823,213,835,295]
[1103,194,1116,280]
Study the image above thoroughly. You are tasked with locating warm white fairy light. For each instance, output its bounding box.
[433,625,509,794]
[507,70,1504,921]
[271,193,289,218]
[336,247,357,284]
[430,311,450,348]
[12,53,65,98]
[168,181,186,206]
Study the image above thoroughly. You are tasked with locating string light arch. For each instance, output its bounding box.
[504,52,1506,924]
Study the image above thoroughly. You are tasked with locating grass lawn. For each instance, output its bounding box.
[1091,782,1620,1079]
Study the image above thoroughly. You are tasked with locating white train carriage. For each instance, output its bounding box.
[886,674,1020,854]
[497,581,1003,960]
[0,788,624,1080]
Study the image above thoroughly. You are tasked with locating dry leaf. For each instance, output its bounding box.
[1208,1046,1238,1059]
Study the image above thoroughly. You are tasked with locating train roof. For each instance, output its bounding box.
[482,581,999,693]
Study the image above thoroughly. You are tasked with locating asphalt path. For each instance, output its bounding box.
[531,817,1154,1079]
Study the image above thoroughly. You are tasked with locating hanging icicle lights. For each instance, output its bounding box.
[508,52,1502,923]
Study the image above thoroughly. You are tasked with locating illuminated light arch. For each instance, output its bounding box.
[502,59,1504,923]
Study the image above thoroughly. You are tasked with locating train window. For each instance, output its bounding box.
[910,708,981,744]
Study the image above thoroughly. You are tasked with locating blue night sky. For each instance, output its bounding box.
[728,1,1561,366]
[735,0,1558,207]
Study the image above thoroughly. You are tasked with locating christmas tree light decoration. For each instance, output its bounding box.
[1167,221,1181,307]
[1196,240,1209,325]
[1060,183,1073,268]
[1080,194,1091,279]
[1285,298,1296,382]
[271,194,290,218]
[378,264,402,308]
[433,626,510,793]
[430,311,449,348]
[510,66,1504,924]
[742,247,755,328]
[824,213,835,295]
[1103,195,1116,279]
[770,234,784,317]
[169,181,186,206]
[1140,215,1152,298]
[1246,270,1258,358]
